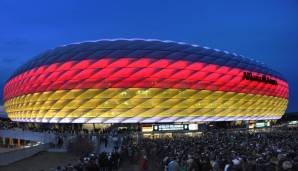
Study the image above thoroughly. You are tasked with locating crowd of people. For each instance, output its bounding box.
[0,120,17,129]
[121,127,298,171]
[50,151,121,171]
[48,127,126,171]
[1,119,298,171]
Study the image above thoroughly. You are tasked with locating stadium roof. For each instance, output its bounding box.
[9,39,285,81]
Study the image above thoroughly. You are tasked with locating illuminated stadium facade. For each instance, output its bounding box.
[3,39,289,123]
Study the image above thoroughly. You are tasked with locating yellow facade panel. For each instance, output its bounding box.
[4,88,288,120]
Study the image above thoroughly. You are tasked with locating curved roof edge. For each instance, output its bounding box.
[7,38,287,82]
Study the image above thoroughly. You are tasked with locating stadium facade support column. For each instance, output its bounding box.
[8,138,13,146]
[244,120,249,129]
[1,137,5,146]
[17,139,21,148]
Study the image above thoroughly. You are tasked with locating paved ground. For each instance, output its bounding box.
[0,152,78,171]
[0,151,159,171]
[0,138,159,171]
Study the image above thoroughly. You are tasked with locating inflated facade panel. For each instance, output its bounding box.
[3,39,288,123]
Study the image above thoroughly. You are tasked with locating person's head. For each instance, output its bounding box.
[188,154,192,159]
[282,161,292,170]
[232,158,240,166]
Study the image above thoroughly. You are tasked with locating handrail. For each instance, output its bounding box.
[0,143,49,166]
[0,129,56,143]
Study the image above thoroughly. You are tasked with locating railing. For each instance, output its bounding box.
[0,129,56,143]
[0,143,49,166]
[0,129,55,165]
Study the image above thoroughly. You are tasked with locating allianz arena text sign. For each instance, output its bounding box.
[243,72,278,85]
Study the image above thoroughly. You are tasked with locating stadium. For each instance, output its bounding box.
[3,39,289,124]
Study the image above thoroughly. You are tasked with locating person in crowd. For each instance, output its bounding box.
[167,157,179,171]
[139,150,149,170]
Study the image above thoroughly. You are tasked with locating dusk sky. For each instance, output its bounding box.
[0,0,297,112]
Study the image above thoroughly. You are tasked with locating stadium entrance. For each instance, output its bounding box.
[141,123,205,138]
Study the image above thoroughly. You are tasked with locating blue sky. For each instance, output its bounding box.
[0,0,297,112]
